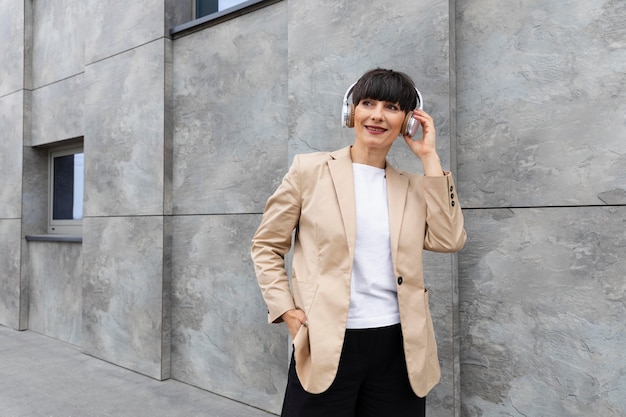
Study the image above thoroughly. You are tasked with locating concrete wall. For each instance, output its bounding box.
[170,2,288,411]
[79,0,182,381]
[456,1,626,415]
[28,242,83,346]
[0,0,29,330]
[0,0,624,415]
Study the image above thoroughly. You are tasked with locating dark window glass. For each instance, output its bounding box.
[52,153,83,220]
[196,0,248,18]
[196,0,219,18]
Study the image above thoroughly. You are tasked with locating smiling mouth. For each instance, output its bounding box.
[365,126,387,133]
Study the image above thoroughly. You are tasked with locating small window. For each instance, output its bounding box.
[48,146,84,235]
[194,0,249,18]
[171,0,280,37]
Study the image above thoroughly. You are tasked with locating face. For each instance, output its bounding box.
[353,98,406,151]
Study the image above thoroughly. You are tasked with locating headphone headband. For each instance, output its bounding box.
[342,82,423,111]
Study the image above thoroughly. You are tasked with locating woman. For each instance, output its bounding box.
[251,68,466,416]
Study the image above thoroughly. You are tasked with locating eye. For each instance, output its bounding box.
[386,103,400,111]
[361,99,373,106]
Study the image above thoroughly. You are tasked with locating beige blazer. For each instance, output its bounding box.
[251,145,466,397]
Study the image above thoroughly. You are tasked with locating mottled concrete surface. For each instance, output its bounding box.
[459,207,626,416]
[456,0,626,208]
[0,0,26,96]
[31,74,84,145]
[83,0,167,64]
[455,2,626,414]
[84,40,166,217]
[172,1,288,215]
[27,241,83,346]
[0,220,22,329]
[0,91,25,330]
[31,0,85,89]
[170,214,287,414]
[82,216,168,380]
[0,92,24,219]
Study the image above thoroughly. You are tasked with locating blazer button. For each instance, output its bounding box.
[450,185,454,192]
[451,201,456,207]
[451,193,455,199]
[397,276,403,285]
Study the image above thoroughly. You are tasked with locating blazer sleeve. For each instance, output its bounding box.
[251,155,302,324]
[422,171,467,252]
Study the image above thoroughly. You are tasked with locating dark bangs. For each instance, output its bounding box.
[351,68,417,112]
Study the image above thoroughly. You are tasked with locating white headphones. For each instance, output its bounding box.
[341,81,424,137]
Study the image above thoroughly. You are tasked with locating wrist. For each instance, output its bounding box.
[420,153,443,176]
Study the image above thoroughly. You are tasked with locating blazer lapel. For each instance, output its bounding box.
[385,164,409,262]
[328,147,356,259]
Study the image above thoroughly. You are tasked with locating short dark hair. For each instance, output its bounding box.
[351,68,417,112]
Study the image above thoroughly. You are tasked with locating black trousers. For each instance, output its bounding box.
[281,324,425,417]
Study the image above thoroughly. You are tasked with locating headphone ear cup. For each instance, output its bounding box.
[402,113,420,137]
[348,104,355,128]
[342,102,354,128]
[401,113,411,136]
[408,117,418,137]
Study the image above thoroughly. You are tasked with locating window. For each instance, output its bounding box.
[194,0,248,18]
[171,0,281,37]
[48,146,84,235]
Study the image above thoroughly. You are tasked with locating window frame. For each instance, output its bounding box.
[47,145,84,235]
[193,0,258,20]
[170,0,282,38]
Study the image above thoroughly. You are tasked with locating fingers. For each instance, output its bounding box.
[403,110,438,162]
[411,110,436,141]
[413,109,435,131]
[282,308,308,339]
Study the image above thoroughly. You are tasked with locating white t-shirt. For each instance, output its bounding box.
[346,163,400,329]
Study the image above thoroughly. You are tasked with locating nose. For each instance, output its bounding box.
[371,102,384,120]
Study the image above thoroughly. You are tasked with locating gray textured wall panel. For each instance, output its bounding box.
[422,251,461,417]
[456,0,626,208]
[82,216,167,379]
[84,40,165,217]
[31,0,85,89]
[165,0,192,30]
[163,38,174,216]
[31,74,84,146]
[170,214,286,414]
[172,1,287,215]
[0,0,25,96]
[20,147,48,236]
[0,219,22,328]
[459,207,626,416]
[84,0,166,64]
[27,242,83,346]
[0,92,24,219]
